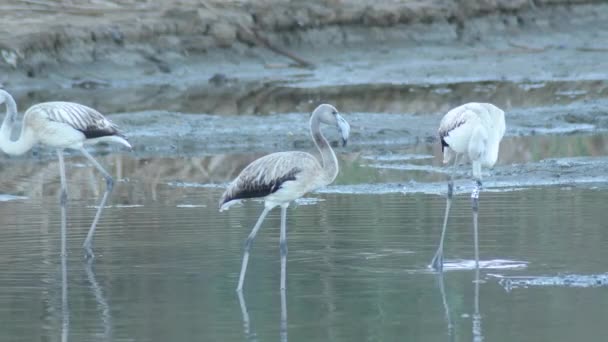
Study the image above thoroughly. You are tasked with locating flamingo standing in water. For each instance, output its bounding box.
[430,102,505,271]
[219,104,350,291]
[0,89,131,258]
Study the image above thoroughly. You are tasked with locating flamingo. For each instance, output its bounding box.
[430,102,505,271]
[0,89,131,258]
[219,103,350,291]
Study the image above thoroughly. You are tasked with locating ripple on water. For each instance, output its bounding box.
[356,248,415,260]
[86,204,145,209]
[489,273,608,291]
[366,163,453,174]
[167,181,225,189]
[176,204,208,208]
[0,194,28,201]
[294,197,325,206]
[440,259,529,271]
[362,154,434,162]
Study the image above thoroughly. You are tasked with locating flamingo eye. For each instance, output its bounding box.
[331,110,337,115]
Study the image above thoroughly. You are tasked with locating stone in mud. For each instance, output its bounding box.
[208,73,229,86]
[209,22,237,48]
[1,49,20,68]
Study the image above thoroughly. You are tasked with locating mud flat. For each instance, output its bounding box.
[0,0,607,194]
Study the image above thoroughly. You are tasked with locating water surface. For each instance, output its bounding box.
[1,130,607,341]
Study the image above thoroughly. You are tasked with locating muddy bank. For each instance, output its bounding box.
[0,1,605,122]
[1,1,607,89]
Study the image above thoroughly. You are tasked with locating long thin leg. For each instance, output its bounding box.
[472,260,482,342]
[280,289,288,342]
[57,150,70,341]
[85,259,112,340]
[237,207,271,292]
[80,148,114,258]
[430,155,459,271]
[436,272,454,340]
[57,150,68,257]
[279,203,289,290]
[61,251,70,342]
[237,291,253,339]
[472,179,481,269]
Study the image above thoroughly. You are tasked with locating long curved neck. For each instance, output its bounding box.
[310,114,339,183]
[0,93,36,155]
[0,92,17,139]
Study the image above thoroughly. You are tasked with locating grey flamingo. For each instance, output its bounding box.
[219,104,350,291]
[0,89,131,258]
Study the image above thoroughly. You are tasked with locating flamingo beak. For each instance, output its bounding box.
[336,114,350,147]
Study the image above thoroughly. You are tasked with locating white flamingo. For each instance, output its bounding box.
[219,104,350,291]
[0,89,131,258]
[430,102,505,271]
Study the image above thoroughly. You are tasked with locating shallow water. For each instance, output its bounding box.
[1,129,608,341]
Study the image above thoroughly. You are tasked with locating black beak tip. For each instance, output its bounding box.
[341,138,348,147]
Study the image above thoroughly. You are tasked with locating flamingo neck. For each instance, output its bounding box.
[0,93,36,156]
[0,126,37,155]
[484,138,500,167]
[310,114,339,183]
[0,92,17,139]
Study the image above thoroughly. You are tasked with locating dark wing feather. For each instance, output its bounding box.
[218,151,319,209]
[220,167,301,207]
[440,136,449,152]
[438,106,469,152]
[40,102,125,139]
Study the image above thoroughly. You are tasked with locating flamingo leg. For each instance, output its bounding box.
[80,148,114,258]
[472,180,481,269]
[237,291,253,339]
[437,272,454,340]
[61,250,69,342]
[473,257,482,341]
[85,259,112,339]
[57,149,70,342]
[279,203,289,290]
[280,288,288,342]
[57,150,68,257]
[431,155,459,271]
[237,207,271,292]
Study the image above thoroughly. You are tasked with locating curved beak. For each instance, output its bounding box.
[336,114,350,147]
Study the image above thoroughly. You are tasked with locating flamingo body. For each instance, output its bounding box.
[439,102,505,180]
[22,101,130,150]
[220,151,327,211]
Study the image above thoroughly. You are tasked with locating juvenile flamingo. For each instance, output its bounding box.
[430,102,505,271]
[219,104,350,291]
[0,89,131,258]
